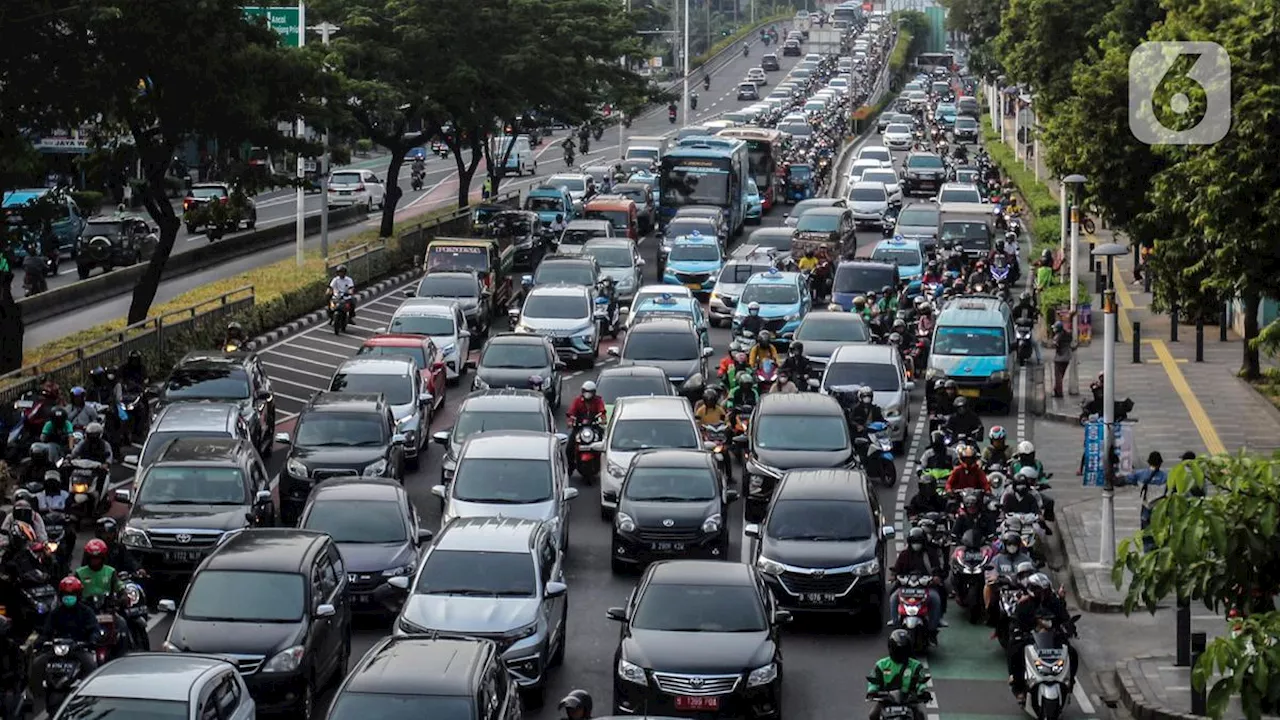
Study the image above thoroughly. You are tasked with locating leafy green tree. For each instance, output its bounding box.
[1115,453,1280,719]
[938,0,1005,76]
[994,0,1109,112]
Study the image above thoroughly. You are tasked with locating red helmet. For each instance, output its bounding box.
[84,538,109,557]
[58,576,83,595]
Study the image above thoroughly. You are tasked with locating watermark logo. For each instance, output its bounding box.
[1129,41,1231,145]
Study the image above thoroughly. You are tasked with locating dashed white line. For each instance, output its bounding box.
[891,412,928,557]
[1073,682,1096,714]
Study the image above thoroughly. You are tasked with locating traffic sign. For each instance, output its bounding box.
[243,6,302,48]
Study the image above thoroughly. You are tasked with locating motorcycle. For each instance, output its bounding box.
[61,459,108,528]
[0,566,55,643]
[411,169,425,191]
[1015,319,1035,366]
[754,358,778,393]
[992,575,1024,649]
[1023,612,1080,720]
[594,293,620,338]
[223,338,243,353]
[35,639,95,713]
[950,528,993,623]
[701,423,733,478]
[571,416,605,485]
[856,421,897,488]
[117,572,150,651]
[1003,512,1045,564]
[39,510,74,576]
[329,291,353,335]
[867,690,932,720]
[894,574,936,653]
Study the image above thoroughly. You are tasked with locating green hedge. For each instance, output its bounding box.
[1039,280,1089,326]
[980,114,1061,254]
[70,191,104,215]
[691,13,791,68]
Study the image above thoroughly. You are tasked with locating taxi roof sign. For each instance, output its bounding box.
[655,293,677,305]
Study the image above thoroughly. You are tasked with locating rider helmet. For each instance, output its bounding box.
[988,426,1006,443]
[907,526,927,551]
[84,538,109,559]
[1017,441,1035,456]
[953,397,968,411]
[86,422,104,438]
[957,444,978,463]
[887,629,912,664]
[790,341,804,355]
[335,264,348,275]
[10,500,33,526]
[929,430,946,447]
[943,379,957,391]
[58,576,83,597]
[1019,291,1032,303]
[581,381,597,398]
[96,517,120,541]
[748,302,761,315]
[758,330,772,343]
[858,386,874,402]
[1014,560,1037,581]
[852,295,867,309]
[1001,530,1022,555]
[961,493,980,513]
[1016,466,1040,484]
[559,689,593,719]
[702,388,718,404]
[1026,572,1052,596]
[881,285,893,297]
[70,386,85,399]
[737,370,756,386]
[888,332,902,346]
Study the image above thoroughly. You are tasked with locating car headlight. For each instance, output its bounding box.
[473,376,490,390]
[381,563,415,578]
[746,459,782,479]
[439,343,457,356]
[617,658,648,686]
[363,459,388,477]
[122,525,151,549]
[756,555,785,576]
[702,513,722,533]
[607,460,626,478]
[885,405,902,419]
[286,458,308,478]
[574,328,595,341]
[990,370,1010,382]
[853,558,880,576]
[504,622,539,641]
[261,646,305,673]
[616,512,636,533]
[710,292,720,303]
[748,662,779,687]
[784,313,800,322]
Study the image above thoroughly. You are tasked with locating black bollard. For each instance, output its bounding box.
[1221,304,1229,341]
[1190,632,1208,715]
[1133,321,1142,363]
[1195,321,1204,362]
[1176,598,1191,666]
[1095,267,1105,294]
[1171,305,1180,342]
[1143,268,1152,293]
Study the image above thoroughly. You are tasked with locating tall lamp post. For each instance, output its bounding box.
[1063,173,1087,396]
[309,21,339,259]
[682,0,690,125]
[1092,241,1128,566]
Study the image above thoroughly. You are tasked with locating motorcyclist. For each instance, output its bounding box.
[797,248,819,272]
[704,75,711,91]
[984,530,1034,615]
[1001,468,1047,543]
[739,302,765,337]
[694,388,729,426]
[728,371,759,418]
[951,491,998,542]
[20,444,57,488]
[780,341,812,388]
[875,285,898,314]
[851,295,871,322]
[0,616,26,711]
[905,469,949,518]
[770,369,799,394]
[928,379,959,417]
[888,528,945,635]
[690,91,699,111]
[559,689,593,720]
[74,539,130,657]
[70,422,114,466]
[748,330,779,370]
[411,155,426,176]
[718,342,749,381]
[2,497,47,542]
[83,518,142,577]
[36,470,70,513]
[328,264,357,322]
[981,426,1012,468]
[561,136,576,164]
[944,397,984,444]
[847,386,886,438]
[65,386,99,429]
[922,262,943,284]
[1012,441,1055,521]
[120,350,147,389]
[1012,291,1037,323]
[667,102,678,122]
[917,431,956,472]
[567,382,606,428]
[36,576,101,676]
[1008,573,1078,704]
[865,630,932,720]
[946,444,991,493]
[223,321,247,350]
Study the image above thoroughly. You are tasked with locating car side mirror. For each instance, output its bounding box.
[544,581,568,599]
[554,432,568,444]
[255,390,273,401]
[607,347,620,357]
[807,378,821,389]
[416,528,434,544]
[388,576,411,590]
[881,525,896,539]
[606,607,628,622]
[391,434,407,445]
[124,454,140,466]
[404,289,415,298]
[773,610,793,624]
[315,603,336,618]
[255,490,272,505]
[433,430,451,446]
[114,489,131,504]
[158,599,176,613]
[584,441,605,453]
[431,485,446,498]
[904,381,915,391]
[637,258,646,266]
[465,360,477,371]
[419,395,432,408]
[725,488,740,503]
[459,329,471,338]
[274,432,291,445]
[744,523,761,538]
[555,360,568,370]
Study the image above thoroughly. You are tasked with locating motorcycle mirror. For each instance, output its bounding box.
[584,441,605,453]
[113,488,132,504]
[607,347,620,357]
[725,488,740,503]
[732,435,749,444]
[123,454,139,465]
[274,432,291,445]
[564,487,580,501]
[904,381,915,391]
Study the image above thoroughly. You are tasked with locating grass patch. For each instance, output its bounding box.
[1250,368,1280,413]
[980,114,1062,253]
[1039,280,1090,326]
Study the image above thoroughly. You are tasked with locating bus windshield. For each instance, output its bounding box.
[661,156,732,207]
[744,142,777,192]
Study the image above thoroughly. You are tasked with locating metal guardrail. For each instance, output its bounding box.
[0,286,255,407]
[326,243,388,286]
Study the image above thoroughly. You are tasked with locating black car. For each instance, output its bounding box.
[158,529,352,717]
[298,477,432,615]
[432,389,559,484]
[744,393,854,523]
[761,53,780,71]
[902,152,947,197]
[532,255,601,289]
[115,437,275,579]
[469,333,566,409]
[325,635,520,720]
[782,39,801,56]
[408,270,492,337]
[488,209,549,270]
[746,469,892,623]
[791,206,856,255]
[609,560,787,718]
[153,352,277,458]
[274,392,407,526]
[612,449,737,573]
[952,116,980,143]
[75,211,157,278]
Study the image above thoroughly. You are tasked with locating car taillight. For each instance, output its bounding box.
[356,183,366,192]
[183,199,193,209]
[219,196,228,204]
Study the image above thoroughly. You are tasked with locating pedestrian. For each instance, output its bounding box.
[481,176,493,201]
[1051,321,1073,398]
[1126,451,1167,552]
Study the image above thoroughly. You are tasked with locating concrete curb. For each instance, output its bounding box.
[1115,655,1205,720]
[244,269,421,351]
[1055,498,1127,613]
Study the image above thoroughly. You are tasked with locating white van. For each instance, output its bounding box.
[489,135,536,176]
[626,135,668,163]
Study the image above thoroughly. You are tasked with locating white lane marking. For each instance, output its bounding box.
[260,361,333,381]
[1017,366,1028,444]
[1073,682,1096,714]
[269,343,349,361]
[296,334,367,353]
[891,412,928,557]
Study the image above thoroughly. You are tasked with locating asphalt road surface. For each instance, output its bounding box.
[57,112,1112,720]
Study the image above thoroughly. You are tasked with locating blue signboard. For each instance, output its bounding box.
[1083,421,1105,487]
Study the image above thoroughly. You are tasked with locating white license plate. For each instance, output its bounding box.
[14,400,33,409]
[339,190,351,195]
[650,542,685,552]
[801,593,838,604]
[164,551,202,563]
[47,660,78,673]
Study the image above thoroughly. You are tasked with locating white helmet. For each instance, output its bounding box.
[748,301,761,313]
[582,381,597,394]
[1017,440,1035,455]
[828,303,843,312]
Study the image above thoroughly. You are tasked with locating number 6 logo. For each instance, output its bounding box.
[1128,41,1231,145]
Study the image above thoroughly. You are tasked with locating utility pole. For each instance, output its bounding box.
[682,0,690,124]
[294,0,307,266]
[309,21,340,259]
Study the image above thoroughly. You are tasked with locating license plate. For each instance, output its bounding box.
[675,695,720,711]
[48,661,78,673]
[801,593,838,604]
[340,190,351,195]
[164,550,202,563]
[958,388,980,398]
[685,283,703,290]
[650,542,685,552]
[14,400,32,409]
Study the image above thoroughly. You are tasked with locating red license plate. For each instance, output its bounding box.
[675,696,720,711]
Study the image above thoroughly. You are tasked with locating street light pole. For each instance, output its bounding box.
[682,0,690,125]
[294,0,307,267]
[1064,173,1087,396]
[310,21,339,259]
[1093,242,1127,566]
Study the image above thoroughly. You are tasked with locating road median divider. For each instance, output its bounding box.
[980,113,1061,256]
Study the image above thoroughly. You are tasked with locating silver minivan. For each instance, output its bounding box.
[819,344,914,447]
[595,396,707,519]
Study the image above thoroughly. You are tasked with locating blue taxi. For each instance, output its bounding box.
[746,178,763,223]
[661,230,723,295]
[870,236,925,281]
[927,296,1014,412]
[627,293,712,347]
[731,268,811,343]
[627,172,660,207]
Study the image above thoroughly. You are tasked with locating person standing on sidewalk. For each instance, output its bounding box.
[1051,322,1073,398]
[1126,451,1167,552]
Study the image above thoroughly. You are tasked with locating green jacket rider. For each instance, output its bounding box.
[867,630,932,698]
[75,538,124,600]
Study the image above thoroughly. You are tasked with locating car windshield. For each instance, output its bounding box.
[611,419,699,451]
[863,171,898,186]
[137,466,246,505]
[526,196,563,212]
[329,695,473,720]
[850,187,887,202]
[956,118,977,128]
[416,276,476,298]
[330,372,413,405]
[825,362,902,391]
[454,410,547,440]
[453,458,553,503]
[190,186,227,199]
[669,243,720,262]
[480,343,548,369]
[585,246,632,268]
[164,366,249,400]
[755,414,849,451]
[940,221,990,245]
[597,376,669,403]
[741,282,799,305]
[295,413,386,447]
[389,313,454,336]
[83,220,125,236]
[719,263,772,283]
[358,344,427,368]
[767,499,874,541]
[666,220,715,238]
[415,549,536,596]
[524,294,589,319]
[625,332,699,361]
[834,265,896,294]
[908,155,945,170]
[625,467,717,501]
[871,247,922,265]
[181,571,304,622]
[885,124,911,134]
[561,228,605,246]
[56,697,187,719]
[550,177,586,192]
[304,500,406,543]
[940,189,981,203]
[934,326,1007,355]
[796,316,868,342]
[631,583,766,632]
[330,172,362,186]
[139,431,231,467]
[898,207,939,226]
[860,149,891,163]
[796,213,840,232]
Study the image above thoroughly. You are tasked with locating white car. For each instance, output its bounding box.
[846,158,884,183]
[747,67,768,85]
[546,173,592,205]
[327,169,386,210]
[388,299,472,381]
[861,168,903,204]
[883,123,914,149]
[826,78,849,95]
[935,182,985,204]
[856,145,894,168]
[803,100,827,114]
[599,396,707,517]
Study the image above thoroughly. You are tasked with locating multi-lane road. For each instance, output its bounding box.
[25,39,794,351]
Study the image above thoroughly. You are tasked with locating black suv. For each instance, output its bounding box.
[275,392,407,526]
[531,254,601,289]
[469,333,565,409]
[325,635,519,720]
[743,393,854,523]
[902,152,947,197]
[409,270,492,337]
[746,469,893,624]
[153,352,277,458]
[159,529,351,716]
[116,437,275,579]
[75,211,157,278]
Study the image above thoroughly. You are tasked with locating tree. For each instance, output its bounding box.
[994,0,1110,112]
[1115,453,1280,719]
[938,0,1005,76]
[78,0,325,323]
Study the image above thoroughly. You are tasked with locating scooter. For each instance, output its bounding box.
[117,571,150,651]
[410,169,425,191]
[856,421,897,487]
[1015,319,1034,365]
[867,690,932,720]
[950,528,993,624]
[701,423,733,478]
[754,358,778,393]
[329,292,353,335]
[570,416,605,485]
[1002,512,1046,565]
[1023,612,1080,720]
[893,573,936,653]
[33,639,95,713]
[61,459,108,528]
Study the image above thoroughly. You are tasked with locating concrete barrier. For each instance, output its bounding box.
[19,204,366,322]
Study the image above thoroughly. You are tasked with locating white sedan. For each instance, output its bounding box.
[846,158,884,183]
[883,123,913,149]
[861,168,903,204]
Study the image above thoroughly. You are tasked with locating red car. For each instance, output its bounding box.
[358,334,447,418]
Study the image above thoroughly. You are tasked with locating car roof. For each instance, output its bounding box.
[336,357,416,375]
[649,559,755,585]
[583,237,633,250]
[615,395,696,420]
[459,430,557,460]
[175,352,252,370]
[803,207,849,218]
[78,653,236,700]
[207,529,328,572]
[748,227,793,239]
[419,270,478,282]
[940,182,981,190]
[633,448,715,469]
[777,469,871,501]
[875,237,922,250]
[627,317,697,334]
[393,299,459,316]
[758,391,845,416]
[364,334,429,348]
[310,477,405,502]
[460,389,548,412]
[153,402,240,430]
[937,296,1009,325]
[486,332,550,346]
[745,269,802,284]
[154,437,245,464]
[528,284,591,298]
[435,516,542,553]
[347,635,495,696]
[838,259,897,271]
[851,181,888,191]
[670,233,718,245]
[598,365,670,381]
[306,392,385,413]
[567,218,611,227]
[830,343,898,363]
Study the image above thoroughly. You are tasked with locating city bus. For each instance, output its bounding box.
[716,127,784,212]
[831,2,863,26]
[659,137,749,237]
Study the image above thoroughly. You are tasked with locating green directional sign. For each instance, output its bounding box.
[243,6,302,48]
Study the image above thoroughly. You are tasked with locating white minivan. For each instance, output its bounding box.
[489,135,536,176]
[328,169,386,210]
